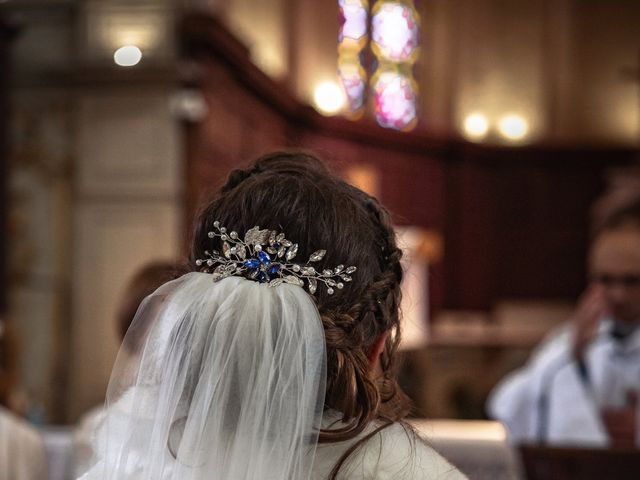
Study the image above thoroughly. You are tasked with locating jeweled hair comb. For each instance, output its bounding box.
[196,221,357,295]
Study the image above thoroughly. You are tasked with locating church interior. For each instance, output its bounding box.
[1,0,640,478]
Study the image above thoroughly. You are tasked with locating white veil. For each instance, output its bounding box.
[80,272,327,480]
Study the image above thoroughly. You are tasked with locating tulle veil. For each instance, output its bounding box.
[79,272,327,480]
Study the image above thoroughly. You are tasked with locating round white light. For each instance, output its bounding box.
[113,45,142,67]
[463,112,489,140]
[498,114,529,141]
[313,81,346,115]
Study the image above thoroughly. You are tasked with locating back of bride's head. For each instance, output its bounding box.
[190,151,409,441]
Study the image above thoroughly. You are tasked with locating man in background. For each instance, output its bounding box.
[0,317,48,480]
[72,261,179,477]
[488,200,640,447]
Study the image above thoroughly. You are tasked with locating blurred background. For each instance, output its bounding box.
[1,0,639,439]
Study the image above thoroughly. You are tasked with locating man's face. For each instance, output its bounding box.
[589,227,640,323]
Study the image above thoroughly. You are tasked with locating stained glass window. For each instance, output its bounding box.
[337,0,419,130]
[338,0,369,116]
[372,71,417,130]
[339,0,368,41]
[371,2,419,62]
[371,1,419,130]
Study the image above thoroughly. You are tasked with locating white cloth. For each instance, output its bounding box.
[487,319,640,446]
[78,403,466,480]
[79,273,327,480]
[73,406,105,478]
[41,425,75,480]
[73,351,139,476]
[77,272,465,479]
[312,413,466,479]
[0,406,48,480]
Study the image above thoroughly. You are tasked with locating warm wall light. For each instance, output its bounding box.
[113,45,142,67]
[498,114,529,141]
[313,81,346,115]
[463,112,489,140]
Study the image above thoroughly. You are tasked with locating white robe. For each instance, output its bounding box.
[0,406,48,480]
[487,319,640,446]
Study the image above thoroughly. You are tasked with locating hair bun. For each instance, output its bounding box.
[222,168,253,192]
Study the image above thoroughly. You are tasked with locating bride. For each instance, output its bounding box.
[80,152,464,479]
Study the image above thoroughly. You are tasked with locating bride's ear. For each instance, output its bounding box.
[367,330,389,371]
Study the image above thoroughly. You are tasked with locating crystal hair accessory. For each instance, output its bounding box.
[196,221,357,295]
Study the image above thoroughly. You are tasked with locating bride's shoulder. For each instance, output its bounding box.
[363,422,466,479]
[313,420,467,479]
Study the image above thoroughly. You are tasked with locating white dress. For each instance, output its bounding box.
[487,319,640,446]
[77,275,466,479]
[79,397,466,480]
[0,406,48,480]
[311,413,466,479]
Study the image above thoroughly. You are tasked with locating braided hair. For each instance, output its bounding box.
[189,151,411,472]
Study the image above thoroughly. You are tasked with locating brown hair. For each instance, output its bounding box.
[118,261,181,352]
[189,152,411,448]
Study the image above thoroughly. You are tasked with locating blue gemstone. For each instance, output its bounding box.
[268,264,280,276]
[258,251,271,265]
[257,271,268,283]
[244,259,260,269]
